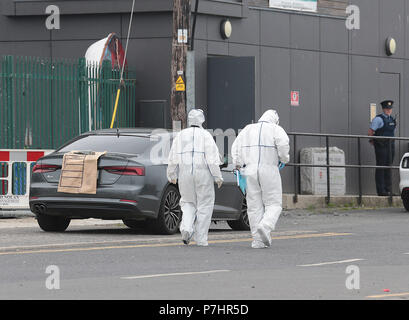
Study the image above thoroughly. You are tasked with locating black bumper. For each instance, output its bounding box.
[29,197,156,220]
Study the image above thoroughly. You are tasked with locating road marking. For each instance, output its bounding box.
[0,232,352,256]
[0,230,317,251]
[367,292,409,299]
[271,232,352,241]
[209,233,352,244]
[297,258,364,267]
[121,269,230,280]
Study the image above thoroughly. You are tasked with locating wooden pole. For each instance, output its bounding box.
[171,0,191,129]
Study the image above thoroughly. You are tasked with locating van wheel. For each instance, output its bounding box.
[227,197,250,231]
[153,185,182,235]
[37,215,70,232]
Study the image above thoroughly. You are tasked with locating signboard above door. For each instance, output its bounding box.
[269,0,317,12]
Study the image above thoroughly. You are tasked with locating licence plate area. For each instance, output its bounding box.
[97,169,122,185]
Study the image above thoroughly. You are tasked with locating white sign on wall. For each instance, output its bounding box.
[269,0,317,12]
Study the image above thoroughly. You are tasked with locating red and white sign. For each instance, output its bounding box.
[0,150,46,162]
[291,91,300,107]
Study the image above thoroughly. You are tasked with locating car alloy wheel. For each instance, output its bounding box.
[164,188,182,231]
[241,197,249,227]
[227,197,250,231]
[154,185,182,234]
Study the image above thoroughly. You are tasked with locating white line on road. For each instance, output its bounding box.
[0,232,352,256]
[297,259,365,267]
[0,230,317,251]
[121,269,230,280]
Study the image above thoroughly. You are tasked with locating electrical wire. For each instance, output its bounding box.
[110,0,135,129]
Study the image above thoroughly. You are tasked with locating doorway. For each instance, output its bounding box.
[207,56,255,131]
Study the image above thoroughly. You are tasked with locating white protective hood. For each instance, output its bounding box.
[258,109,279,125]
[188,109,205,127]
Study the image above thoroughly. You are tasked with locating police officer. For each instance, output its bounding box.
[368,100,397,196]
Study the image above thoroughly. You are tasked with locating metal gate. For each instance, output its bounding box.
[0,55,137,150]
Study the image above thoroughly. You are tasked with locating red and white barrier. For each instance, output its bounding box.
[0,149,54,209]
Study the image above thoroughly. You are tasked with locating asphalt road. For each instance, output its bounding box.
[0,207,408,300]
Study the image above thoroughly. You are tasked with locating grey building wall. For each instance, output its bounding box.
[192,0,409,195]
[1,0,408,195]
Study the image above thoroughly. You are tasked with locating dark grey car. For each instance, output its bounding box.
[29,128,249,234]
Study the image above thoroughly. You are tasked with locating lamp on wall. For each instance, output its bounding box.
[386,37,397,56]
[220,19,232,40]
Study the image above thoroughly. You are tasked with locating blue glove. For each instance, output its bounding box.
[278,162,285,171]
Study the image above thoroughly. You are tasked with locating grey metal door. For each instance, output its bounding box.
[207,56,255,131]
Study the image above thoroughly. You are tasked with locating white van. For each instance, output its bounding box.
[399,152,409,211]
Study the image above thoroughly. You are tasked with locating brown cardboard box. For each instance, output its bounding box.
[58,151,107,194]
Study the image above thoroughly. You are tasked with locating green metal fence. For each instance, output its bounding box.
[0,55,137,149]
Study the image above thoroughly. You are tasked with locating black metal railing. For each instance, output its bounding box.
[286,132,409,205]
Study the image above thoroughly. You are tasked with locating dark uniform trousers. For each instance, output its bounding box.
[374,141,395,195]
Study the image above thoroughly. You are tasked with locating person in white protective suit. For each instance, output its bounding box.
[167,109,224,246]
[232,109,290,249]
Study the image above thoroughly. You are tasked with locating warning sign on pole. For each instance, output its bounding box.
[177,29,188,44]
[291,91,300,107]
[176,76,185,92]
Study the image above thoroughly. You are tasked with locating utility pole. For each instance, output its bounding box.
[170,0,191,129]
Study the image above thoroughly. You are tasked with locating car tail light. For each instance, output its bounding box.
[32,164,59,173]
[102,166,145,176]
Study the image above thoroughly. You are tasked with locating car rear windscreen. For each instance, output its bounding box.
[58,135,153,154]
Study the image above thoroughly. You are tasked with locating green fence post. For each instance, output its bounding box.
[78,57,88,133]
[48,58,54,148]
[1,57,4,148]
[101,60,111,129]
[1,56,9,148]
[5,56,14,149]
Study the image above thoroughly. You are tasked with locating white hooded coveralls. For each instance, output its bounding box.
[167,109,223,246]
[232,110,290,248]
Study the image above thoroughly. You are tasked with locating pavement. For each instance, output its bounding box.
[283,194,403,210]
[0,193,404,228]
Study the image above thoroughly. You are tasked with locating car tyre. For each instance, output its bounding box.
[122,219,148,229]
[402,197,409,211]
[152,185,182,235]
[227,197,250,231]
[36,214,70,232]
